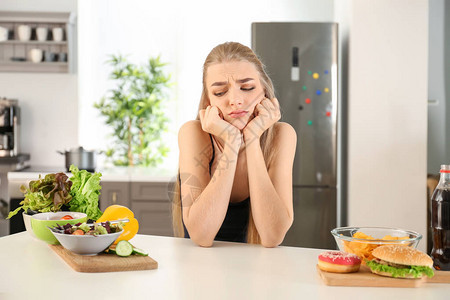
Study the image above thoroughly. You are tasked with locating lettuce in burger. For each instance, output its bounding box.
[366,245,434,279]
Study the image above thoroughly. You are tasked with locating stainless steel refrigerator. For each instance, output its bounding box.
[252,22,339,249]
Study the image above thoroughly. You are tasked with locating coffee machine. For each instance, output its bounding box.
[0,98,20,157]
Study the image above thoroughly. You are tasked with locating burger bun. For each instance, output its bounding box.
[372,245,433,268]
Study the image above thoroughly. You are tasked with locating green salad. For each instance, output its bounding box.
[49,221,123,236]
[7,165,103,220]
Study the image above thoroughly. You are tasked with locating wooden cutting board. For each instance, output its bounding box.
[426,270,450,283]
[317,265,425,287]
[49,245,158,273]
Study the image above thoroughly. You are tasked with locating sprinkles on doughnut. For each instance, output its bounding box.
[318,251,361,273]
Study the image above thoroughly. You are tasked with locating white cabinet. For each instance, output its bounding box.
[0,11,76,73]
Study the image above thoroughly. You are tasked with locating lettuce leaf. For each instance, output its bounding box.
[366,260,434,278]
[7,173,72,219]
[68,165,103,220]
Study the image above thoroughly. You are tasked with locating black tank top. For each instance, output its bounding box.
[181,134,250,243]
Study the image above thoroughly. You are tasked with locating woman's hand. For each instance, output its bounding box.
[199,106,242,150]
[243,97,281,142]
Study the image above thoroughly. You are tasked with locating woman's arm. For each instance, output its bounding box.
[178,119,241,247]
[242,98,296,247]
[244,122,297,247]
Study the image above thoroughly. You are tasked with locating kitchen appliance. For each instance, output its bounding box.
[0,98,30,236]
[57,146,98,172]
[0,98,20,157]
[252,22,340,249]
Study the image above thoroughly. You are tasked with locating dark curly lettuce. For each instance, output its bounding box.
[366,260,434,278]
[7,173,72,219]
[68,165,103,221]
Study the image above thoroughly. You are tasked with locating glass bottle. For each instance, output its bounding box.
[431,164,450,270]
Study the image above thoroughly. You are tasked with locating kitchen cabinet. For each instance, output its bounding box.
[99,181,173,237]
[0,11,76,73]
[99,182,130,210]
[130,182,173,237]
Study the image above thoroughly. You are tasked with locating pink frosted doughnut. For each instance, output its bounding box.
[318,251,361,273]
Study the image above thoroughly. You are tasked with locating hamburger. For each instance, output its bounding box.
[366,245,434,279]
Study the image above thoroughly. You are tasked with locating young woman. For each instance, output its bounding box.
[172,42,296,247]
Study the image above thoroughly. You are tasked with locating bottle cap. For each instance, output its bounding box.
[440,165,450,173]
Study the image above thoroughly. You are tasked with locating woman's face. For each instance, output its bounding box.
[205,61,265,130]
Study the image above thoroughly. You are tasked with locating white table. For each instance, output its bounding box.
[0,233,449,300]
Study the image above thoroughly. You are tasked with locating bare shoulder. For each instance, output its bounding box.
[268,123,296,171]
[273,122,297,144]
[178,120,211,159]
[178,120,212,183]
[179,120,209,142]
[179,120,202,135]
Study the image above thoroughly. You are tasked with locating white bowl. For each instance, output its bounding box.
[51,229,123,255]
[22,212,36,239]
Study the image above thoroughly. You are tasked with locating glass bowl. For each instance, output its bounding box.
[331,226,422,262]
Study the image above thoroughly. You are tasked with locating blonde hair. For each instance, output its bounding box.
[172,42,277,244]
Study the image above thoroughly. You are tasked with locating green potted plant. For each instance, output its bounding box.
[94,54,171,167]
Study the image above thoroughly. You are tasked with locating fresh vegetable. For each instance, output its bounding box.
[96,205,139,244]
[104,247,117,255]
[104,243,148,257]
[116,240,133,257]
[7,173,72,219]
[49,221,123,236]
[132,247,149,256]
[60,215,73,220]
[68,165,103,221]
[366,259,434,278]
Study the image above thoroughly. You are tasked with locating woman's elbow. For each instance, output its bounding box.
[259,231,285,248]
[192,236,214,247]
[187,228,215,247]
[260,221,293,248]
[261,239,281,248]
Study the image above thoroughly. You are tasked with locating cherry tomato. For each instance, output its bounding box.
[72,229,84,235]
[60,215,73,220]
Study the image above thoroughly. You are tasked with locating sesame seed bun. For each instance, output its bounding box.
[372,245,433,268]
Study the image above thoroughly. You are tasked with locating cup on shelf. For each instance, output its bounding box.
[58,52,67,62]
[17,25,31,41]
[29,48,43,63]
[52,27,64,42]
[44,51,56,62]
[36,27,48,42]
[0,26,8,41]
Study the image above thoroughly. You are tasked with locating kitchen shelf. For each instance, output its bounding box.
[0,40,67,45]
[0,61,68,73]
[0,11,76,73]
[0,11,72,23]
